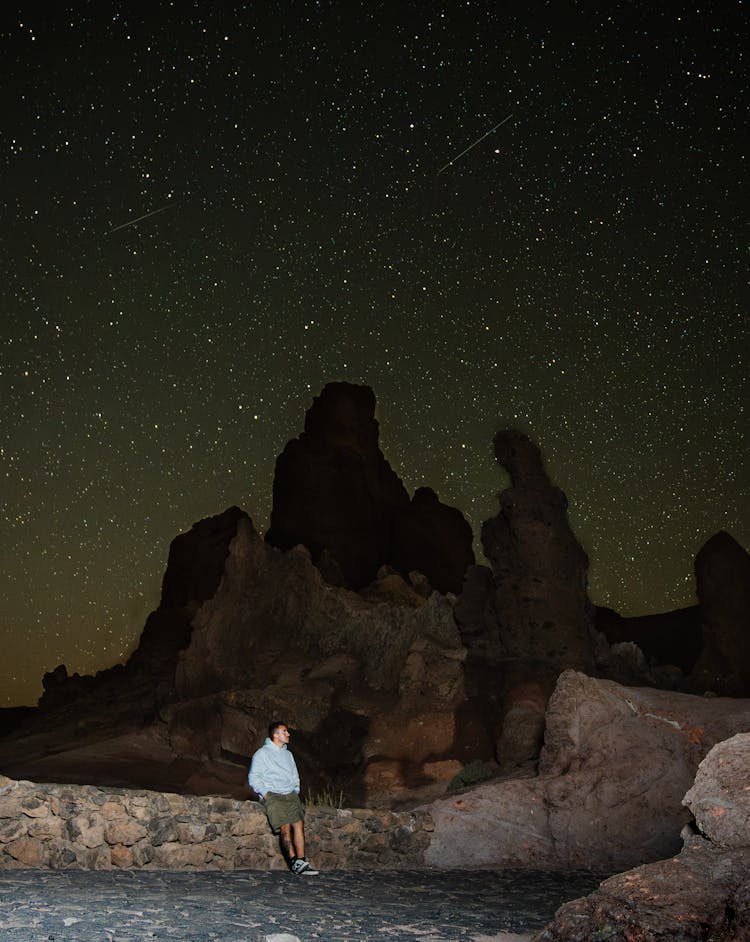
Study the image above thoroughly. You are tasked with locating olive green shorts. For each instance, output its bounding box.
[262,791,305,833]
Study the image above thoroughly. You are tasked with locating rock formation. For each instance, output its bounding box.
[595,604,703,675]
[0,513,481,806]
[37,506,251,718]
[2,383,749,896]
[535,732,750,941]
[419,671,750,872]
[690,531,750,696]
[454,430,595,769]
[265,382,474,593]
[594,531,750,698]
[170,516,479,805]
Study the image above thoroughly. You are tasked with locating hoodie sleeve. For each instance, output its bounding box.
[248,748,269,797]
[291,754,300,794]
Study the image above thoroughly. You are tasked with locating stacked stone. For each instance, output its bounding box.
[0,776,431,871]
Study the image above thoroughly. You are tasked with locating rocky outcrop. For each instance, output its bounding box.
[173,518,477,805]
[594,532,750,698]
[389,486,476,596]
[265,382,474,593]
[419,671,750,872]
[0,775,431,871]
[535,733,750,941]
[1,517,480,807]
[595,604,703,675]
[690,531,750,696]
[454,430,595,769]
[36,507,250,717]
[4,385,747,853]
[128,506,251,674]
[176,518,463,697]
[535,839,750,941]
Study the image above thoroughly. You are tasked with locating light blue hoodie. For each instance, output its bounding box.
[248,738,300,797]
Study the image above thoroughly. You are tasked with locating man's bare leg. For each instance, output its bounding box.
[291,819,305,860]
[279,823,294,864]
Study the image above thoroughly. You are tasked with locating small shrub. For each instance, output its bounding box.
[447,759,494,792]
[304,785,346,809]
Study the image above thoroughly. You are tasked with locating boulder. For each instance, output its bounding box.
[683,732,750,848]
[420,671,750,872]
[533,839,750,942]
[535,733,750,941]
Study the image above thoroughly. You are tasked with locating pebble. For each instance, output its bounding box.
[0,868,608,941]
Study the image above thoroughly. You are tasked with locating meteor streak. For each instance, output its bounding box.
[437,114,513,175]
[108,202,176,234]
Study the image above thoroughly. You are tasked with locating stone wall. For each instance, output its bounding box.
[0,776,431,871]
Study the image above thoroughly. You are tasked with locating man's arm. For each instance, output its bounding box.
[248,750,269,798]
[291,754,301,795]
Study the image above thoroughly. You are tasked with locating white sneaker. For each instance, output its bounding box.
[291,858,319,875]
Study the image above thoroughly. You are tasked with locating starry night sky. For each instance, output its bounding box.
[2,3,747,706]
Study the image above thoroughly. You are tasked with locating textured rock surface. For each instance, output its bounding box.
[174,518,476,804]
[0,775,431,871]
[265,382,474,593]
[533,838,750,942]
[535,734,750,941]
[177,518,464,698]
[683,732,750,848]
[420,671,750,872]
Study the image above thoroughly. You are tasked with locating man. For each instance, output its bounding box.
[248,721,318,875]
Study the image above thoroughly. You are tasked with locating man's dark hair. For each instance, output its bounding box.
[268,721,287,740]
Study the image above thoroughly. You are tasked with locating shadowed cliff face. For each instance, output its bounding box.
[595,531,750,698]
[265,382,474,594]
[691,530,750,696]
[454,429,597,770]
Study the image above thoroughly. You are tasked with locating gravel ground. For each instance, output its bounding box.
[0,868,609,941]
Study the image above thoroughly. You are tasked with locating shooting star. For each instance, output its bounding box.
[108,202,176,234]
[437,114,514,175]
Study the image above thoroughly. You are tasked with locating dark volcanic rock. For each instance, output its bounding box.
[1,509,251,785]
[265,382,474,593]
[174,518,476,804]
[595,604,703,674]
[160,506,250,609]
[0,706,35,738]
[690,530,750,696]
[390,486,475,595]
[129,506,251,674]
[454,429,595,768]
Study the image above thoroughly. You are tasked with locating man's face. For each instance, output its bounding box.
[274,726,290,745]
